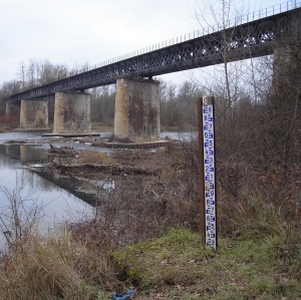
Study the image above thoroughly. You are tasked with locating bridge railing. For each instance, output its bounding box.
[78,0,300,74]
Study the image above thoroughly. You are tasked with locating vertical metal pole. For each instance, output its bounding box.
[198,96,218,249]
[198,98,205,245]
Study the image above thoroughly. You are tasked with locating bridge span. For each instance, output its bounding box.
[4,2,301,141]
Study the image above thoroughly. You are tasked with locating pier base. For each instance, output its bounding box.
[114,78,161,142]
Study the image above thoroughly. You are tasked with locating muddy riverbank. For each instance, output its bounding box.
[32,143,169,206]
[0,130,199,248]
[3,134,174,208]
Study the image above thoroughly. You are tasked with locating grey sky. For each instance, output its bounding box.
[0,0,285,85]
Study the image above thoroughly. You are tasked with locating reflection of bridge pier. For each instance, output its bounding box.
[4,145,21,159]
[1,144,48,163]
[20,145,47,163]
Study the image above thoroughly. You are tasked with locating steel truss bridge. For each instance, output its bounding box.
[7,2,301,102]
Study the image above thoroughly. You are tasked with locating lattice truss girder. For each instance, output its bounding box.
[8,10,296,102]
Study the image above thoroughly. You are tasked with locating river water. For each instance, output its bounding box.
[0,132,95,250]
[0,130,195,250]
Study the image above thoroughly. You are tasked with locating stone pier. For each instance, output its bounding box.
[268,11,301,161]
[53,91,91,135]
[114,78,161,142]
[20,99,49,130]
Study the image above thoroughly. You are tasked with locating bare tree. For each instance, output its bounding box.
[16,59,69,90]
[89,85,115,125]
[194,0,251,109]
[37,60,68,85]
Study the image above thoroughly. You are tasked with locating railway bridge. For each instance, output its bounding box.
[4,2,301,141]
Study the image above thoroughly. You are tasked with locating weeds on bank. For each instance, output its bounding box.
[0,179,117,299]
[111,227,301,299]
[0,137,301,298]
[0,229,116,300]
[79,150,114,164]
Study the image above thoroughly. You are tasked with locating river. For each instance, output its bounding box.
[0,132,95,250]
[0,130,196,250]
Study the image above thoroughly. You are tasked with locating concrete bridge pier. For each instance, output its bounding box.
[53,91,91,135]
[20,99,49,130]
[114,78,161,142]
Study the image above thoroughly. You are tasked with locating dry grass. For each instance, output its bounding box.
[79,150,114,164]
[1,119,301,299]
[0,229,117,299]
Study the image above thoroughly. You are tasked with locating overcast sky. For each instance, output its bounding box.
[0,0,289,85]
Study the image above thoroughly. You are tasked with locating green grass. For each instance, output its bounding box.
[110,227,301,299]
[0,219,300,299]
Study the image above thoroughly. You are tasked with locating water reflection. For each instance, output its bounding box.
[0,131,42,143]
[0,144,93,250]
[161,131,197,141]
[0,144,47,163]
[97,178,115,191]
[0,130,195,250]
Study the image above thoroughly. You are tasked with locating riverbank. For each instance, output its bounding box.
[32,142,169,207]
[0,130,300,299]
